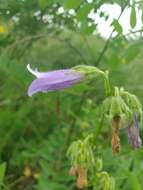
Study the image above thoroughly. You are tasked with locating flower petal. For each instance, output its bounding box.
[27,64,44,78]
[127,115,142,149]
[28,73,83,96]
[27,65,84,96]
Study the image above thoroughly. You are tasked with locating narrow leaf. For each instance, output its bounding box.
[141,1,143,23]
[76,3,93,21]
[130,6,136,28]
[112,19,122,34]
[0,162,6,184]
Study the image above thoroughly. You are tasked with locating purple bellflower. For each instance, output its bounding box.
[127,113,142,149]
[27,64,84,96]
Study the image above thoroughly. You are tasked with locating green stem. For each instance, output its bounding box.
[104,71,111,96]
[114,86,120,96]
[94,115,104,142]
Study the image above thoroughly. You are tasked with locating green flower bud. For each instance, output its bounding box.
[120,89,142,121]
[109,96,123,116]
[100,171,111,190]
[102,97,111,115]
[103,96,130,122]
[109,177,115,190]
[100,172,115,190]
[95,158,103,172]
[67,135,95,169]
[72,65,105,77]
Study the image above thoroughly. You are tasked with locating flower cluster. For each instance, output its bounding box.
[67,135,95,189]
[67,135,115,189]
[27,64,142,189]
[103,87,142,153]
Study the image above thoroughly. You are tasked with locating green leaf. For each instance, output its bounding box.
[141,1,143,23]
[64,0,83,9]
[108,53,119,68]
[39,0,52,10]
[76,3,93,21]
[130,6,136,28]
[0,162,6,184]
[124,45,140,62]
[141,11,143,23]
[112,19,122,34]
[80,21,96,35]
[125,170,142,190]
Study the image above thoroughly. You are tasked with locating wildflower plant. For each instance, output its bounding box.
[27,64,142,189]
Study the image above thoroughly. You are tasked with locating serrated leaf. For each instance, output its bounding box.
[76,3,93,21]
[130,6,136,28]
[0,162,6,184]
[112,19,122,34]
[64,0,83,9]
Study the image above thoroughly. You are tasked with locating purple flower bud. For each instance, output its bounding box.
[127,114,142,149]
[27,64,84,96]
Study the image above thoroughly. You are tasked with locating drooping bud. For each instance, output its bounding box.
[127,114,142,149]
[120,89,142,121]
[67,135,95,189]
[102,89,131,125]
[111,116,121,154]
[95,158,103,172]
[98,171,116,190]
[76,166,88,189]
[69,165,88,189]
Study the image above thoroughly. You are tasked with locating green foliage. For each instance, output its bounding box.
[0,0,143,190]
[76,3,93,21]
[0,162,6,186]
[63,0,83,9]
[38,0,53,10]
[112,19,123,34]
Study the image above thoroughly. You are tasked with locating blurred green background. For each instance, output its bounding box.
[0,0,143,189]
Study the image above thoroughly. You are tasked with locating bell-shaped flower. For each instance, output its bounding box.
[27,64,84,96]
[127,113,142,149]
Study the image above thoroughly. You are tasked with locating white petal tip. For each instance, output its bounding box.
[27,64,40,78]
